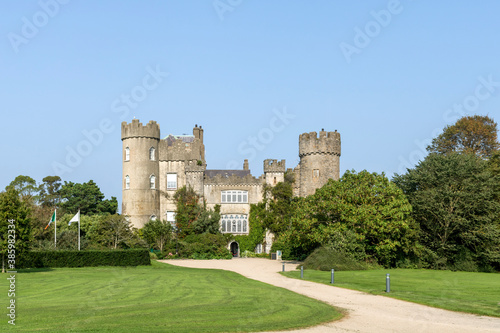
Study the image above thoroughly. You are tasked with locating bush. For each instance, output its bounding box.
[302,246,377,271]
[178,233,232,259]
[18,249,150,268]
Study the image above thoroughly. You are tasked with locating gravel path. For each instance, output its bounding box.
[160,258,500,333]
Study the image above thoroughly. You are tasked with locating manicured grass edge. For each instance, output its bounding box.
[280,270,500,318]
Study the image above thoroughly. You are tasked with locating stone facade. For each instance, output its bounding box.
[121,119,341,253]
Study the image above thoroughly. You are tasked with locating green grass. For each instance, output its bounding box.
[282,268,500,317]
[0,261,340,332]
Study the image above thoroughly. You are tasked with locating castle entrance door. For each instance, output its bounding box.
[230,242,239,257]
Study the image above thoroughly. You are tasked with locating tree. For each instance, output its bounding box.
[192,204,221,234]
[427,115,499,159]
[142,219,172,252]
[274,170,416,266]
[6,175,39,203]
[0,188,32,273]
[59,180,117,215]
[394,153,500,271]
[173,186,202,237]
[87,214,143,249]
[38,176,62,207]
[262,177,295,235]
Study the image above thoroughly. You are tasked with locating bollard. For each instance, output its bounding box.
[282,262,285,272]
[386,273,390,292]
[301,266,303,278]
[331,269,334,284]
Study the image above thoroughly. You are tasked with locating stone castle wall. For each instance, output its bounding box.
[298,130,341,197]
[122,119,341,229]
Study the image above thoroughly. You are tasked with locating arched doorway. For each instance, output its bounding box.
[230,242,239,257]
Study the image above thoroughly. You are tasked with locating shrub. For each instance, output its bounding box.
[18,249,150,268]
[302,246,377,271]
[178,233,232,259]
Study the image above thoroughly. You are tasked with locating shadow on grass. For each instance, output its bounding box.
[15,267,54,273]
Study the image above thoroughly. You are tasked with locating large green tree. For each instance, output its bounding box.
[0,188,32,272]
[274,170,416,266]
[261,174,295,235]
[87,214,143,249]
[394,153,500,271]
[6,175,39,203]
[59,180,117,215]
[142,219,172,252]
[173,186,221,238]
[38,176,62,208]
[427,115,499,159]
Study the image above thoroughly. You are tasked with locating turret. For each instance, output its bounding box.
[298,129,341,197]
[263,159,286,186]
[121,119,161,228]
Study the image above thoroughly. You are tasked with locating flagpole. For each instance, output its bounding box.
[78,210,81,251]
[54,209,57,248]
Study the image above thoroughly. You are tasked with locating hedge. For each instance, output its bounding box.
[17,249,150,268]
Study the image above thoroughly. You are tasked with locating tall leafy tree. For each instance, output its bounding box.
[427,115,499,158]
[142,219,172,252]
[192,204,221,234]
[173,186,201,238]
[0,188,32,272]
[38,176,62,208]
[6,175,39,203]
[173,186,221,237]
[394,153,500,271]
[59,180,117,215]
[262,175,295,235]
[275,170,416,266]
[87,214,143,249]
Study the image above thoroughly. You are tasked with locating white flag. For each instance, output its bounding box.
[69,210,80,226]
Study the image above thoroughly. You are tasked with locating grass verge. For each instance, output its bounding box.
[1,261,340,332]
[281,268,500,317]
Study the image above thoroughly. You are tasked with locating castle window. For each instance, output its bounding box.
[125,147,130,161]
[255,244,262,254]
[150,175,156,189]
[313,169,320,179]
[166,211,176,228]
[149,147,155,161]
[220,214,248,234]
[167,173,177,190]
[221,190,248,203]
[125,175,130,189]
[150,215,157,221]
[273,177,277,185]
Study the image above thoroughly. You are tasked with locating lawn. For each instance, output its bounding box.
[282,268,500,317]
[1,261,340,332]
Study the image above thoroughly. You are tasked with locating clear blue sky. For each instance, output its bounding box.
[1,1,499,211]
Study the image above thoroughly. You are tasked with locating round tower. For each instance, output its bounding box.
[298,129,341,197]
[121,119,161,228]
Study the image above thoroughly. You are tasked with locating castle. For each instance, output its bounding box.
[121,119,341,254]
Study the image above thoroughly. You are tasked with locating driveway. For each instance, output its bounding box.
[160,258,500,333]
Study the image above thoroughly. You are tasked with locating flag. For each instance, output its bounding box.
[45,210,56,230]
[69,210,80,226]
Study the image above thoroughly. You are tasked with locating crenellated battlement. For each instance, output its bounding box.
[299,130,341,157]
[121,119,160,140]
[263,159,286,173]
